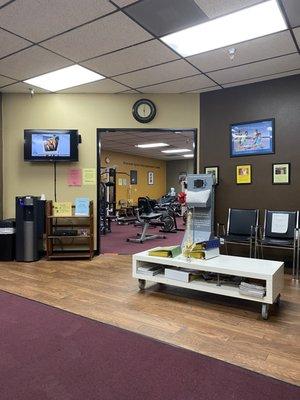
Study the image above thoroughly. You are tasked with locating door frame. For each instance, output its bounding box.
[96,128,198,255]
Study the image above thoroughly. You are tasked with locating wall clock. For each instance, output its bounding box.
[132,99,156,123]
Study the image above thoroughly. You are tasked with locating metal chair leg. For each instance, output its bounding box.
[292,229,296,278]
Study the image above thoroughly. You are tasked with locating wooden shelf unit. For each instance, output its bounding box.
[46,200,94,260]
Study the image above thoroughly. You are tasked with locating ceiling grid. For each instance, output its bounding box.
[0,0,298,93]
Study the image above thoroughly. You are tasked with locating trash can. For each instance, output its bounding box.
[0,219,16,261]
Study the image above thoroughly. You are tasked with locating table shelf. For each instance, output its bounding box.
[132,250,284,319]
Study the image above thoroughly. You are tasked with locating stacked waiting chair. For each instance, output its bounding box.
[256,210,299,279]
[217,208,259,258]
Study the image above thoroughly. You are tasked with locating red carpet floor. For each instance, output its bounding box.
[0,290,299,400]
[100,221,185,254]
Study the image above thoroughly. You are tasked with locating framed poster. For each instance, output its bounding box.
[230,118,275,157]
[236,164,252,185]
[272,163,290,185]
[204,166,219,185]
[148,171,154,185]
[130,170,137,185]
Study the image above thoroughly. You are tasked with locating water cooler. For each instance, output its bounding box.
[15,196,45,262]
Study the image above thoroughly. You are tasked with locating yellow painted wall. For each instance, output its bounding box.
[2,92,199,247]
[101,150,166,205]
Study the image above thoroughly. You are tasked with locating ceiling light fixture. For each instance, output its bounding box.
[161,149,192,154]
[161,0,286,57]
[24,65,105,92]
[135,143,169,148]
[183,154,194,158]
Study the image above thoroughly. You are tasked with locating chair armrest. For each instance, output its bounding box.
[253,225,263,241]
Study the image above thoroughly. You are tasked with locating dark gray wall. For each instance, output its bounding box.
[200,74,300,227]
[166,159,194,193]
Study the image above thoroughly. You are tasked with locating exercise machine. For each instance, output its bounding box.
[127,197,166,243]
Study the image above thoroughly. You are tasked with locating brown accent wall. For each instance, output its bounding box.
[200,74,300,227]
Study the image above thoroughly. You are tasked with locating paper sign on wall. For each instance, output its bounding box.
[83,168,96,185]
[68,168,82,186]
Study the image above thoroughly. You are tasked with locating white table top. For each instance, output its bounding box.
[133,251,284,279]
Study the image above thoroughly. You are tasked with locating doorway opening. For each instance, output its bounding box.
[96,128,198,255]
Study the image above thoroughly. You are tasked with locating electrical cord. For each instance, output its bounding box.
[53,161,57,202]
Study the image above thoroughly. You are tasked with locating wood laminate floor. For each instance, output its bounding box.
[0,255,299,386]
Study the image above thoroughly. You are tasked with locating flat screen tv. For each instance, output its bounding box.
[24,129,79,162]
[230,118,275,157]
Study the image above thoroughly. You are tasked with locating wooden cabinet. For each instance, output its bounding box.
[46,201,94,260]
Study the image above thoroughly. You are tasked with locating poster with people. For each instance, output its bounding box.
[230,119,274,157]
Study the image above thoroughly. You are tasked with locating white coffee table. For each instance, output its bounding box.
[132,251,284,320]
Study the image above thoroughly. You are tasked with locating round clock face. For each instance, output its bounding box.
[132,99,156,123]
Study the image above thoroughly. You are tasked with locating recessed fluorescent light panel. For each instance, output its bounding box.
[24,65,104,92]
[135,143,169,148]
[183,154,194,158]
[162,149,191,154]
[161,0,287,56]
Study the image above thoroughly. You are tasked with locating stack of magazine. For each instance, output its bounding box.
[239,282,266,298]
[148,245,181,258]
[188,238,220,260]
[137,265,164,276]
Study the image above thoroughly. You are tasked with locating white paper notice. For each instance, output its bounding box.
[271,213,289,234]
[186,189,210,204]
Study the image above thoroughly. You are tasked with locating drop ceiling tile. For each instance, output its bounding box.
[281,0,300,28]
[0,82,50,93]
[59,79,128,93]
[187,31,297,73]
[113,0,139,6]
[114,59,199,88]
[193,0,262,18]
[294,27,300,48]
[0,28,32,59]
[0,0,116,42]
[187,85,221,93]
[208,53,300,84]
[139,74,215,93]
[0,46,72,80]
[42,12,152,62]
[0,1,11,5]
[81,40,179,77]
[0,75,16,87]
[125,0,208,36]
[222,69,300,88]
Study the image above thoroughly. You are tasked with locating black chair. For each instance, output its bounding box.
[257,210,299,278]
[217,208,259,257]
[127,197,166,243]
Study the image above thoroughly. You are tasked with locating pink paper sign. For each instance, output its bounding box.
[68,168,82,186]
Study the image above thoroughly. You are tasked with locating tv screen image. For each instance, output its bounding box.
[24,129,79,161]
[32,133,70,158]
[230,119,274,157]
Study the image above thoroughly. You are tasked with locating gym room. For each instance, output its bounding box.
[99,128,195,254]
[0,1,299,399]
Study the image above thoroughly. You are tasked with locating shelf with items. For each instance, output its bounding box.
[45,200,94,260]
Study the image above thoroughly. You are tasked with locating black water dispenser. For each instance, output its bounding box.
[15,196,45,262]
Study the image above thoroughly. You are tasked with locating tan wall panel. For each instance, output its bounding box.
[101,150,166,205]
[2,93,199,248]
